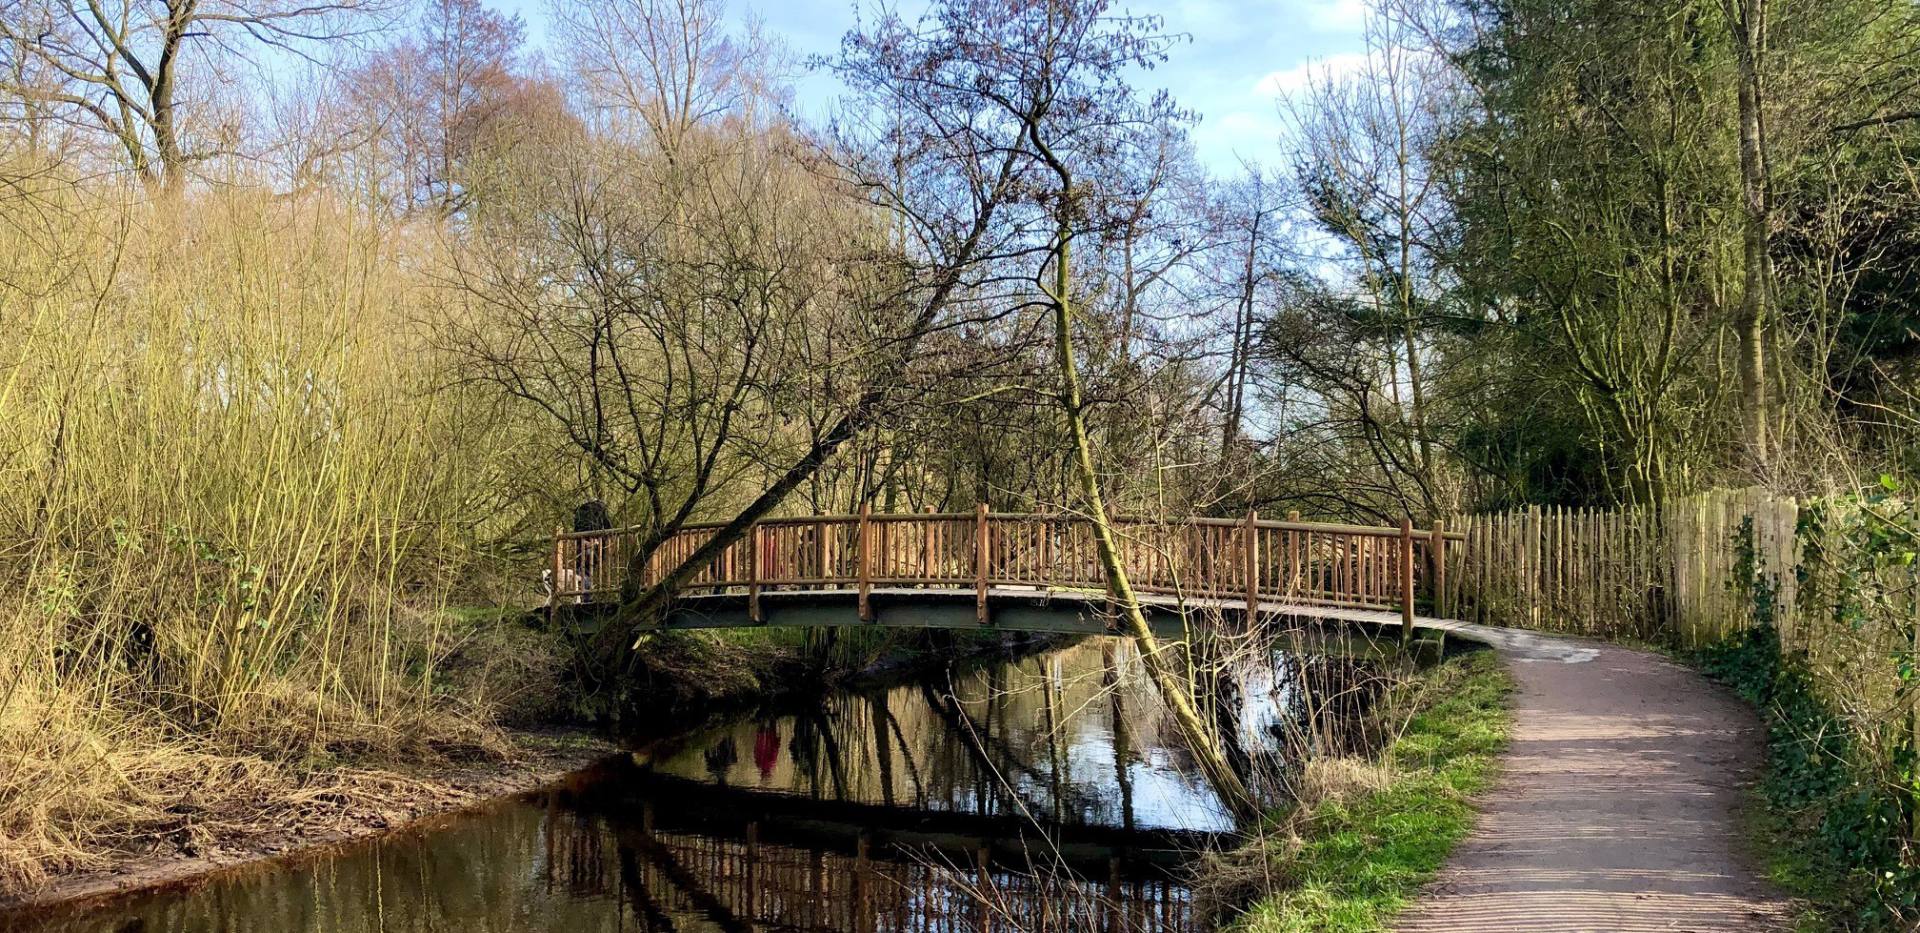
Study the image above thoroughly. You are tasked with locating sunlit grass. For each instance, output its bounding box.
[1221,650,1514,931]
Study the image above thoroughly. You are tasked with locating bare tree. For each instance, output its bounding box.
[548,0,790,157]
[817,0,1261,821]
[343,0,528,214]
[1272,6,1460,517]
[1211,163,1289,460]
[0,0,380,189]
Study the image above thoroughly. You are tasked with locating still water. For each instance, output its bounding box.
[16,640,1380,933]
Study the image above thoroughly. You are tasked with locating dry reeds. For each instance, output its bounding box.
[0,176,500,892]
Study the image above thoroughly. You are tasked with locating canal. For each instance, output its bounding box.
[17,638,1386,932]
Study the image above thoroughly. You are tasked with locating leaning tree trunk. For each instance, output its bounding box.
[1046,206,1260,825]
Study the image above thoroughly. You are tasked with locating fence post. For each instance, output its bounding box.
[975,503,990,625]
[1244,510,1260,619]
[1431,519,1448,618]
[858,504,873,621]
[1400,516,1416,643]
[748,522,762,623]
[1287,510,1301,599]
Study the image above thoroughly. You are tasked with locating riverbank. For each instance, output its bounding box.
[0,729,614,920]
[1204,645,1513,931]
[0,617,1058,921]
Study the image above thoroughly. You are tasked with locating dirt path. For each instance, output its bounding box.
[1399,624,1792,932]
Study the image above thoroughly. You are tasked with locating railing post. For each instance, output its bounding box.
[924,504,936,585]
[1244,510,1260,619]
[1286,510,1302,599]
[975,503,990,625]
[817,518,831,584]
[549,525,563,625]
[1431,519,1448,619]
[1038,515,1052,586]
[858,504,873,621]
[748,522,762,623]
[1400,516,1416,643]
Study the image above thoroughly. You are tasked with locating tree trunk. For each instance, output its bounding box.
[1223,212,1259,453]
[1724,0,1772,470]
[1047,199,1260,825]
[150,0,195,194]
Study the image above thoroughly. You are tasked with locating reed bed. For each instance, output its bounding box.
[0,181,502,892]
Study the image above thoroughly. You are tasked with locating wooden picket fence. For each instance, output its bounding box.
[1454,487,1802,648]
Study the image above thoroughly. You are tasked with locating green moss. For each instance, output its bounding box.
[1229,650,1514,932]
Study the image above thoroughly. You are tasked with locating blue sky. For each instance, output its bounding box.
[497,0,1371,176]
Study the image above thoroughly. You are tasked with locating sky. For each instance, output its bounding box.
[496,0,1373,176]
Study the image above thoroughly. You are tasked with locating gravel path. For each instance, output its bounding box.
[1398,624,1792,932]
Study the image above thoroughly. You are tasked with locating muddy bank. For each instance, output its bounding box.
[0,730,615,922]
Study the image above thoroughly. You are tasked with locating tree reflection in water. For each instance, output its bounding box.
[16,636,1390,933]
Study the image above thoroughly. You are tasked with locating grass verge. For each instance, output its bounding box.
[1210,648,1514,932]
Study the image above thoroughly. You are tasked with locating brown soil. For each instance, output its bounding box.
[0,730,615,920]
[1401,624,1793,932]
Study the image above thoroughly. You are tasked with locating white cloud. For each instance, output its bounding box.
[1302,0,1369,32]
[1253,51,1370,98]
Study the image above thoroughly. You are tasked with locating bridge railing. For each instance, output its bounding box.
[551,509,1467,626]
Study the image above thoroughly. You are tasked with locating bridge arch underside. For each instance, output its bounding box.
[558,587,1453,646]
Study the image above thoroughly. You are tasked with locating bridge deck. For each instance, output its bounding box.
[557,584,1463,644]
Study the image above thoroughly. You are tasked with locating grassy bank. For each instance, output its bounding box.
[1692,625,1908,930]
[1206,648,1513,932]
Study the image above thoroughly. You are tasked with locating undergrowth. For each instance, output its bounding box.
[1694,624,1911,929]
[1688,494,1920,929]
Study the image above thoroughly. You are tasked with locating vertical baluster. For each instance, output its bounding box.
[1245,511,1260,621]
[1400,517,1416,642]
[975,504,990,625]
[858,505,873,621]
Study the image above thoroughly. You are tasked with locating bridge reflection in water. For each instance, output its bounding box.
[18,640,1387,933]
[545,797,1195,932]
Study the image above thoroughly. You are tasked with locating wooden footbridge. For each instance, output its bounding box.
[550,509,1466,638]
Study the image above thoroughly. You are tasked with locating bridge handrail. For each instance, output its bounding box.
[550,509,1466,634]
[557,512,1469,541]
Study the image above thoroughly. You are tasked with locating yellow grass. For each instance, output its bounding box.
[0,176,504,893]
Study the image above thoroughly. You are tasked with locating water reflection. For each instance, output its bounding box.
[635,641,1255,834]
[10,637,1387,933]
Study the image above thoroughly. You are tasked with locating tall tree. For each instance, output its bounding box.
[1264,6,1460,517]
[346,0,529,214]
[1723,0,1773,470]
[826,0,1259,819]
[550,0,783,152]
[0,0,376,188]
[586,0,1036,626]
